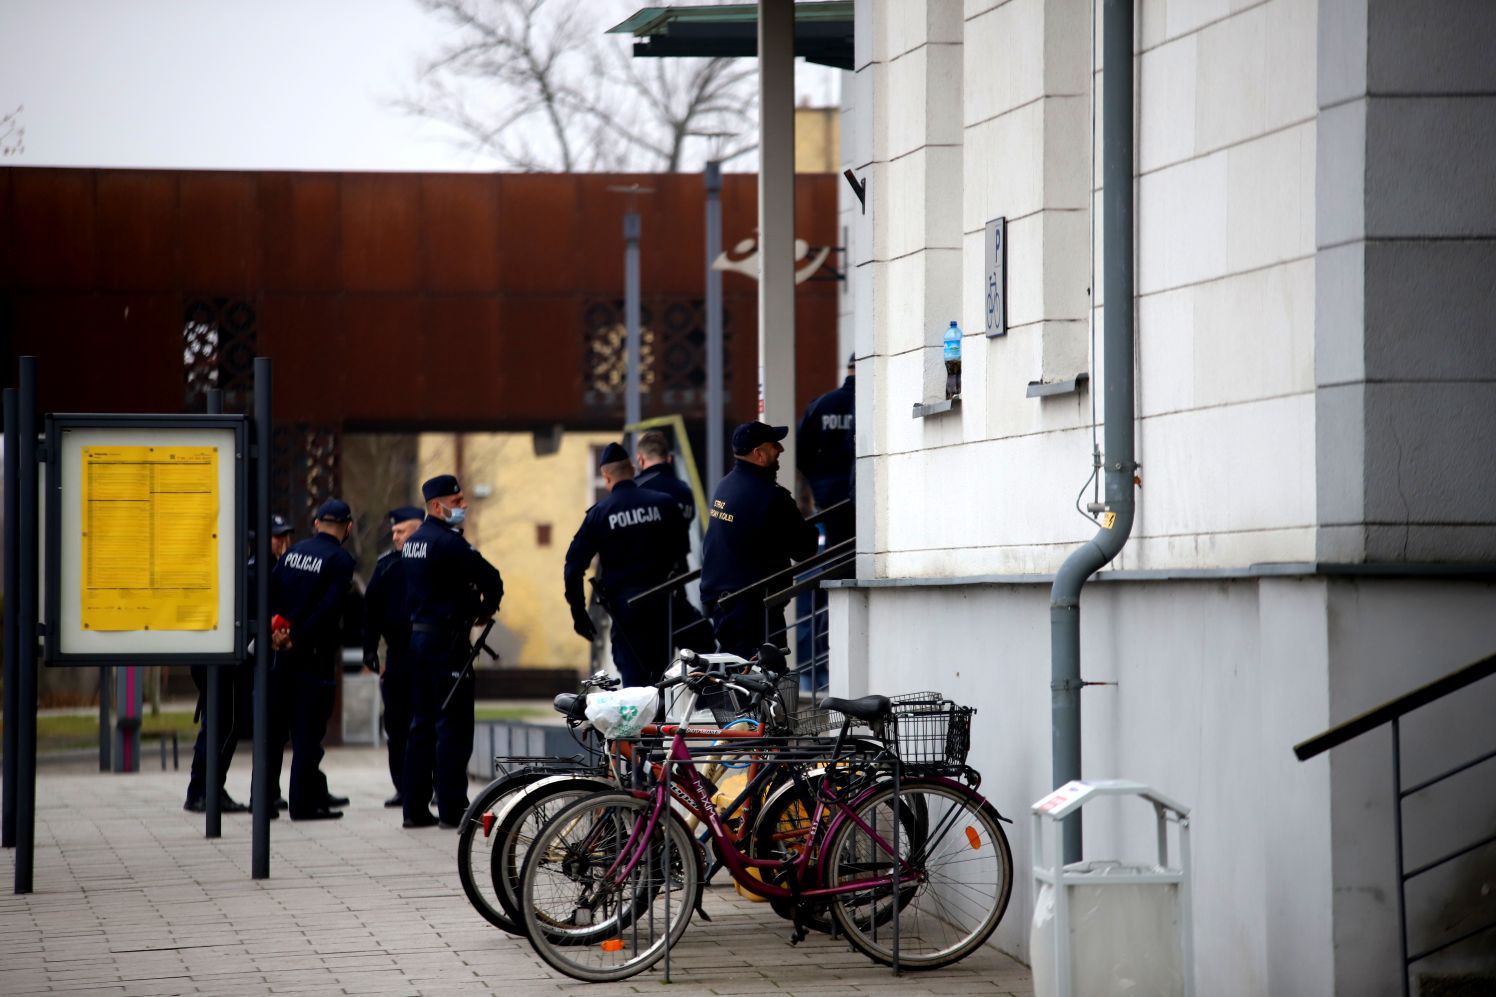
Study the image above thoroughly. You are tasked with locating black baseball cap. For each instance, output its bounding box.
[387,505,424,526]
[269,513,294,536]
[731,421,789,455]
[422,474,460,502]
[597,442,629,469]
[313,498,352,523]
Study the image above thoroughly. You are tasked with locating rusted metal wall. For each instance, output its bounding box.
[0,168,843,428]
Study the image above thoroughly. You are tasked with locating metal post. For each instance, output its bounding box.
[204,388,223,838]
[251,358,272,879]
[705,161,725,495]
[2,387,18,848]
[758,0,798,485]
[624,211,643,446]
[97,665,111,772]
[1392,718,1411,997]
[15,356,39,893]
[1048,0,1137,863]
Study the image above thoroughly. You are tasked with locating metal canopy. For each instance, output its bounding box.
[608,2,854,70]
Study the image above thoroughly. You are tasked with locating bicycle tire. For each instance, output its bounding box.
[520,790,700,983]
[490,775,617,932]
[824,780,1012,970]
[456,770,553,933]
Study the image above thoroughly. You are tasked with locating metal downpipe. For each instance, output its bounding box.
[1049,0,1137,863]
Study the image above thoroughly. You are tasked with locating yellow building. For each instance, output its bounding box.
[415,431,615,671]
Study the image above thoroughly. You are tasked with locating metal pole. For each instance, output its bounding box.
[251,358,272,879]
[204,388,222,838]
[1048,0,1137,864]
[97,665,111,772]
[625,211,642,446]
[2,387,18,847]
[15,356,39,893]
[757,0,797,485]
[1392,718,1411,997]
[705,161,725,496]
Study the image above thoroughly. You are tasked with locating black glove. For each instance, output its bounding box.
[570,605,597,642]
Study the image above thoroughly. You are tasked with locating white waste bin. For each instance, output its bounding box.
[1029,780,1193,997]
[340,670,382,746]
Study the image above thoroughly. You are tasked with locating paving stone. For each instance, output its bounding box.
[1,748,1031,995]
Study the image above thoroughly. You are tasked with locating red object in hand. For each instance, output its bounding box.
[271,614,291,634]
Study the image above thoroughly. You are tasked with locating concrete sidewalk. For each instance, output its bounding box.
[0,748,1033,996]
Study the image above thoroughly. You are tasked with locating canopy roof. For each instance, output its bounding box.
[608,2,854,70]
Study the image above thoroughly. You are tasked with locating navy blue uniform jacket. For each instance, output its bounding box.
[270,531,357,659]
[362,549,410,668]
[796,375,855,509]
[401,516,503,629]
[700,460,820,605]
[636,461,696,527]
[563,480,687,610]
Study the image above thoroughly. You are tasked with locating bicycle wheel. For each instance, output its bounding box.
[520,790,699,983]
[823,780,1012,970]
[490,775,616,932]
[456,770,552,933]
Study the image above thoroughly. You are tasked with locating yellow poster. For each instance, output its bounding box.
[80,446,220,632]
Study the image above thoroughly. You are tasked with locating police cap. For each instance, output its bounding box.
[387,505,424,526]
[269,513,294,536]
[597,442,629,469]
[422,474,461,502]
[313,498,352,523]
[731,421,789,455]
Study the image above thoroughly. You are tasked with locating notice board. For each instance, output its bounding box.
[44,415,247,665]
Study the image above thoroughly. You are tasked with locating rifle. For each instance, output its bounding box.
[440,618,499,712]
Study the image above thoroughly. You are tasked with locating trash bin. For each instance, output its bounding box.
[1029,780,1193,997]
[340,670,382,746]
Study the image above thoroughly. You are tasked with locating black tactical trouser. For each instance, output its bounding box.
[403,629,474,825]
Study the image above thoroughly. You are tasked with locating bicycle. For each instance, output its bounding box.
[517,667,1013,982]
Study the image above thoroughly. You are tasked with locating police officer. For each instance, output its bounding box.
[700,422,821,658]
[184,513,291,813]
[796,354,856,545]
[633,430,714,653]
[268,499,357,821]
[635,430,696,526]
[564,443,690,686]
[401,474,503,829]
[362,505,423,809]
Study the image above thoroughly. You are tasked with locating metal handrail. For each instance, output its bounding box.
[621,500,853,610]
[1293,651,1496,760]
[625,568,700,607]
[717,537,855,609]
[1293,650,1496,997]
[765,551,856,606]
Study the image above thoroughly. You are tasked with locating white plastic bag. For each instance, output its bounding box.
[583,687,660,738]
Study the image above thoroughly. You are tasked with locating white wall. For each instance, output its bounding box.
[854,0,1323,579]
[832,575,1496,994]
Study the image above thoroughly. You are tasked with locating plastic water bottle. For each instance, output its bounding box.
[943,320,962,399]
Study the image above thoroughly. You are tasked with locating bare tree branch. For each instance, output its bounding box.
[398,0,758,172]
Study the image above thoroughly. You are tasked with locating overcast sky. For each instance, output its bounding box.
[0,0,839,173]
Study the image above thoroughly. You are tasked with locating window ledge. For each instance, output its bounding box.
[912,396,960,419]
[1026,373,1089,398]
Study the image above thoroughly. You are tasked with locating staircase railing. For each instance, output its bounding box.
[627,500,855,693]
[1294,651,1496,996]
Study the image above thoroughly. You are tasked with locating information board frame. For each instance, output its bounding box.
[43,414,248,666]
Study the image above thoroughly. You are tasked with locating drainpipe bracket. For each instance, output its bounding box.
[1051,679,1086,693]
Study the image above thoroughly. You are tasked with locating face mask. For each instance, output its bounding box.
[444,504,466,526]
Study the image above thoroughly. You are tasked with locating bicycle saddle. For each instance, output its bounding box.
[552,692,588,722]
[817,695,892,721]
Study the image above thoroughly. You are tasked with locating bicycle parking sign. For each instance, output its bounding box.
[984,216,1007,337]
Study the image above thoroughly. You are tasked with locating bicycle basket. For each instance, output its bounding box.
[892,700,974,770]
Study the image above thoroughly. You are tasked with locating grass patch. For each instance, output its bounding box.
[1,710,199,753]
[473,705,553,723]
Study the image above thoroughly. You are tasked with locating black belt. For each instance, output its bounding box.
[412,622,458,634]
